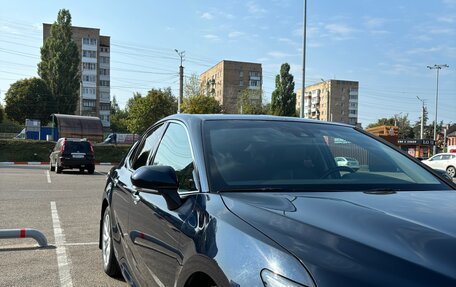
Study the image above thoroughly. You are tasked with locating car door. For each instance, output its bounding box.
[128,121,199,287]
[440,155,451,169]
[426,155,442,169]
[111,124,165,284]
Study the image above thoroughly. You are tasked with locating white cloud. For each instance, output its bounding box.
[0,25,21,35]
[407,47,442,54]
[325,23,355,36]
[201,12,214,20]
[247,1,267,15]
[203,34,220,41]
[267,51,291,58]
[429,28,454,34]
[437,16,455,23]
[228,31,244,38]
[364,17,386,28]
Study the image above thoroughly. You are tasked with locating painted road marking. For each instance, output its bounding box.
[46,170,51,183]
[51,201,73,287]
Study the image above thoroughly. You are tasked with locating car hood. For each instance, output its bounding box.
[221,190,456,286]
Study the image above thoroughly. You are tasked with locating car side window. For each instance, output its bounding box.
[131,124,164,170]
[152,123,197,192]
[430,155,442,161]
[441,155,450,160]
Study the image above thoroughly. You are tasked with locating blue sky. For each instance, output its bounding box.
[0,0,455,126]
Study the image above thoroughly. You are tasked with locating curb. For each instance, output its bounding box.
[0,162,117,166]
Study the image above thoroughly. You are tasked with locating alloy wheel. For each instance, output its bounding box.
[102,212,111,269]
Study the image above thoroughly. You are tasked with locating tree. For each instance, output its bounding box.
[271,63,296,116]
[125,88,177,134]
[109,95,128,132]
[0,104,3,124]
[4,78,55,125]
[38,9,80,115]
[238,89,265,114]
[184,74,203,98]
[181,94,223,114]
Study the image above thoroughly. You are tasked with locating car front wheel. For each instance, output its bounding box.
[49,160,55,171]
[102,206,121,277]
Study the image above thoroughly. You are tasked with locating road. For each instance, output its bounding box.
[0,164,126,287]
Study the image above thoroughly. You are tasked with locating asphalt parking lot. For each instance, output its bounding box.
[0,164,126,287]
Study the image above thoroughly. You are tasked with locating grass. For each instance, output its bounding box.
[0,139,130,163]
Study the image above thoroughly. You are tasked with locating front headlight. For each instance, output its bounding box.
[261,269,311,287]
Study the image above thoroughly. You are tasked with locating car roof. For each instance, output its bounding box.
[160,114,354,128]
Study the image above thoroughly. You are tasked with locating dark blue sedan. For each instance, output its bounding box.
[99,114,456,287]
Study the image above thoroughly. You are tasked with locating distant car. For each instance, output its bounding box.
[335,156,360,171]
[50,138,95,174]
[422,153,456,178]
[99,114,456,287]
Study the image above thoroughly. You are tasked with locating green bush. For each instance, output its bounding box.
[0,139,130,163]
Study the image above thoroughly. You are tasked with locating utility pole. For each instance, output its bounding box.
[427,64,449,155]
[416,96,425,139]
[79,81,83,116]
[175,49,185,114]
[300,0,307,118]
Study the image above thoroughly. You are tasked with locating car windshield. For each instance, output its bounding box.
[203,120,447,192]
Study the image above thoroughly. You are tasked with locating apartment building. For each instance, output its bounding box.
[43,24,111,127]
[200,60,262,113]
[296,80,359,125]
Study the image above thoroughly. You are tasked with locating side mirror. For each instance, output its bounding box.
[131,165,182,210]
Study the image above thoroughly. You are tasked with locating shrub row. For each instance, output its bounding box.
[0,139,130,163]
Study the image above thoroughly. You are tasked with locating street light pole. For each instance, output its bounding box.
[300,0,307,118]
[427,64,449,155]
[416,96,425,139]
[175,49,185,114]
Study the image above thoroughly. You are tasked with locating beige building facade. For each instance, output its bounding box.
[43,24,111,127]
[200,60,262,113]
[296,80,359,125]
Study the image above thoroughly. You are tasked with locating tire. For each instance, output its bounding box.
[446,166,456,178]
[49,160,55,171]
[88,165,95,174]
[102,207,121,277]
[79,168,85,173]
[56,161,62,174]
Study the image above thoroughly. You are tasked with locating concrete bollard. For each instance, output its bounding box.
[0,228,48,247]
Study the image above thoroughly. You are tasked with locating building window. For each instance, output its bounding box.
[350,103,358,108]
[83,87,96,95]
[100,103,110,110]
[249,71,260,77]
[240,80,243,86]
[100,91,110,99]
[249,80,260,87]
[83,99,96,107]
[350,95,358,100]
[83,75,96,82]
[83,63,96,70]
[100,56,110,64]
[100,46,109,53]
[239,71,243,77]
[82,50,97,58]
[100,80,110,87]
[83,38,96,45]
[99,68,110,76]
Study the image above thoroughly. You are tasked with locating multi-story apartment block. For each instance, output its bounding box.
[43,24,111,127]
[296,80,359,125]
[200,60,262,113]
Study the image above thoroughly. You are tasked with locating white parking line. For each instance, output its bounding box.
[46,170,52,183]
[50,201,73,287]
